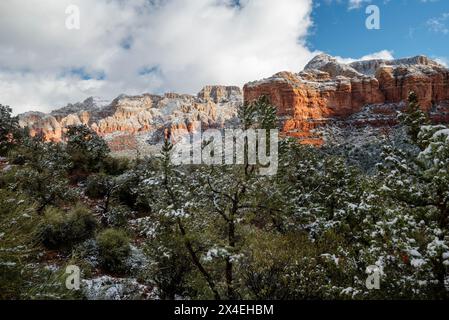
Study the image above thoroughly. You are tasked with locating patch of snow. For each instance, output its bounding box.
[408,249,422,258]
[82,276,157,300]
[126,245,149,275]
[0,262,17,267]
[321,253,340,265]
[433,129,449,141]
[129,217,158,238]
[203,247,230,262]
[410,258,426,268]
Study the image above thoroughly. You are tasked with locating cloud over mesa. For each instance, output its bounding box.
[0,0,316,113]
[0,0,399,114]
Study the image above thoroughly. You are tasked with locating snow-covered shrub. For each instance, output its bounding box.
[105,205,134,228]
[65,124,110,173]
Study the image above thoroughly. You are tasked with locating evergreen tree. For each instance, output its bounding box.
[0,104,19,156]
[13,139,74,213]
[238,95,278,130]
[65,124,110,173]
[400,91,430,147]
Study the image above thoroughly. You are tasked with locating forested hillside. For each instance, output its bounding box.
[1,93,448,300]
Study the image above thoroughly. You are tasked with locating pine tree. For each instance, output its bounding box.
[400,91,430,148]
[369,138,449,299]
[238,95,278,130]
[0,104,19,156]
[161,137,173,170]
[65,124,110,172]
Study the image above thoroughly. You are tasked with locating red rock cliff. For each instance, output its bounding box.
[18,86,242,152]
[244,54,449,145]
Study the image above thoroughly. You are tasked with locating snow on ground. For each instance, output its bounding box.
[82,276,157,300]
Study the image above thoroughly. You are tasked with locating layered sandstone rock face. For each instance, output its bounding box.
[19,86,242,153]
[197,86,242,103]
[244,54,449,145]
[18,55,449,152]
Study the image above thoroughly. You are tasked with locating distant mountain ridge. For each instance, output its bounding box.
[18,86,242,155]
[18,54,449,152]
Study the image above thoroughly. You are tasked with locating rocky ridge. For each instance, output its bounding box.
[244,54,449,145]
[19,86,242,154]
[18,54,449,151]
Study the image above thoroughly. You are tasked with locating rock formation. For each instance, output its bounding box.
[244,54,449,145]
[18,86,242,154]
[18,55,449,151]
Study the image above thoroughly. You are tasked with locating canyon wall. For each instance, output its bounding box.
[244,54,449,145]
[18,55,449,152]
[18,86,242,154]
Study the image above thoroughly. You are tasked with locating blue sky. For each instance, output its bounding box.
[308,0,449,64]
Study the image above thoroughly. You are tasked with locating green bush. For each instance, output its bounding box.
[115,172,152,212]
[12,139,74,212]
[37,206,97,249]
[115,174,140,209]
[96,228,131,274]
[0,104,19,156]
[10,153,26,165]
[65,125,110,173]
[102,156,130,176]
[0,190,39,299]
[0,166,15,189]
[85,174,109,199]
[15,167,75,213]
[105,205,133,227]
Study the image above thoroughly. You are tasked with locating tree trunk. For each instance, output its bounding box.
[177,218,221,300]
[226,219,236,299]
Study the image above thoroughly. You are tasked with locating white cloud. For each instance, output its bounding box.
[323,0,372,10]
[334,50,394,64]
[0,1,404,114]
[348,0,371,10]
[434,57,448,67]
[426,13,449,34]
[0,0,316,114]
